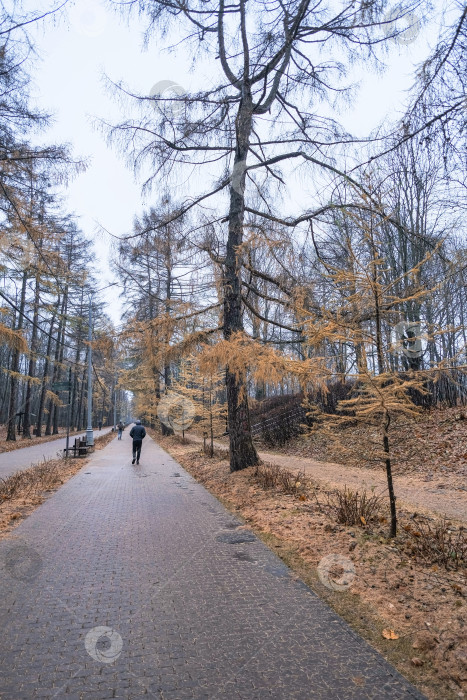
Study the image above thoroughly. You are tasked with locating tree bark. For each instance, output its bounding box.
[161,243,175,435]
[35,303,58,437]
[52,292,68,434]
[6,271,28,441]
[383,410,397,538]
[23,272,40,438]
[223,88,259,471]
[46,292,67,435]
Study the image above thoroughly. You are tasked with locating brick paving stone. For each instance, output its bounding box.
[0,433,426,699]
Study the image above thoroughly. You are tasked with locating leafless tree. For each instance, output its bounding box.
[107,0,423,469]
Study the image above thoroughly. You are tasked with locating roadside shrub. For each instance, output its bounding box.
[254,462,307,496]
[0,459,61,502]
[254,462,281,489]
[0,471,33,501]
[404,516,467,571]
[327,486,384,527]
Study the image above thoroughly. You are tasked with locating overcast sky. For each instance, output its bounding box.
[27,0,442,324]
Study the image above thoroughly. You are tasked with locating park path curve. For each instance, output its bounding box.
[0,433,425,699]
[0,427,113,480]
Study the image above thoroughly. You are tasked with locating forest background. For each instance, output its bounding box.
[0,0,466,525]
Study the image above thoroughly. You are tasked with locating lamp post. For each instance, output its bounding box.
[113,376,117,431]
[86,299,94,447]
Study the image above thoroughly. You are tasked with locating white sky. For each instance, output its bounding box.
[27,0,443,324]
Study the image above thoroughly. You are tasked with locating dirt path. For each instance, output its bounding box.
[188,435,467,523]
[260,451,467,523]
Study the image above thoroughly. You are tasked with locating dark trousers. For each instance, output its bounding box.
[132,440,142,461]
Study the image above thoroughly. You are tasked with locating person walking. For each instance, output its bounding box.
[129,419,146,464]
[117,421,124,440]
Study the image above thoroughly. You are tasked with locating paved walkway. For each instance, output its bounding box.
[0,434,425,699]
[0,428,114,479]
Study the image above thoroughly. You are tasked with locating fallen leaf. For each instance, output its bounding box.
[382,629,399,640]
[351,677,365,687]
[360,516,367,525]
[411,658,424,667]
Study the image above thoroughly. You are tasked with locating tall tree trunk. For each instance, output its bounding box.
[6,271,28,441]
[223,91,258,471]
[369,225,385,376]
[36,303,58,437]
[23,273,40,438]
[0,349,12,420]
[76,353,87,430]
[383,410,397,538]
[46,293,67,435]
[161,359,174,436]
[52,293,68,434]
[161,257,174,436]
[71,293,84,429]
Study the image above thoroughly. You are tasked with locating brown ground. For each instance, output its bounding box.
[157,432,466,700]
[192,406,467,524]
[0,431,115,539]
[272,406,467,480]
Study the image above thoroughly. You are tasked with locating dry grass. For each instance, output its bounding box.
[0,460,61,502]
[403,516,467,571]
[254,461,308,496]
[327,486,385,527]
[92,430,116,451]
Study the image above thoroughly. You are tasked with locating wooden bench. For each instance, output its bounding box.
[64,437,89,458]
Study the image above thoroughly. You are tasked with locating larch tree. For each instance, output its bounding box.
[108,0,423,470]
[172,356,226,453]
[114,196,206,430]
[297,190,453,537]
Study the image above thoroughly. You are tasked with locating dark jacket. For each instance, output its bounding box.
[130,424,146,441]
